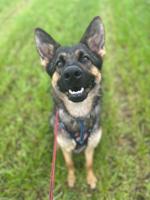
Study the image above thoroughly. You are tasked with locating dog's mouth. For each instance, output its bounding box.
[69,87,84,95]
[67,87,87,102]
[57,68,95,103]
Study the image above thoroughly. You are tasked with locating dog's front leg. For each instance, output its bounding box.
[85,147,97,189]
[85,128,102,189]
[62,150,76,187]
[57,133,76,187]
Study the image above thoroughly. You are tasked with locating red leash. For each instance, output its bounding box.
[49,111,59,200]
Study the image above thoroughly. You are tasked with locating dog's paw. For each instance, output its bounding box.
[87,172,97,189]
[68,173,76,188]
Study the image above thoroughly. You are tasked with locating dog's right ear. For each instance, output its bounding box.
[34,28,60,67]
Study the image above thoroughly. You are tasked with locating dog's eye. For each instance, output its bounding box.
[56,60,64,68]
[79,55,90,63]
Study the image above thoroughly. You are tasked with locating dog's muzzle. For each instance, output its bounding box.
[58,65,95,102]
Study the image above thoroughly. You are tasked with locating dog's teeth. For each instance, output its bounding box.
[69,89,74,95]
[69,87,84,95]
[80,87,84,93]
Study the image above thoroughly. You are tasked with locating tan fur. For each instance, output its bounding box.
[85,128,102,189]
[57,130,76,152]
[63,96,93,117]
[40,57,49,67]
[58,52,67,57]
[74,49,80,57]
[85,148,97,189]
[99,47,106,57]
[87,128,102,149]
[62,150,76,187]
[51,72,60,88]
[57,128,76,187]
[90,66,101,82]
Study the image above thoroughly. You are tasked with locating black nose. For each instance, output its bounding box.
[63,66,82,81]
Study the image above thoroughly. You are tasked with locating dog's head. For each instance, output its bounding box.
[35,16,105,103]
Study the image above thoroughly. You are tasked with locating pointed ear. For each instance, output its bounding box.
[34,28,60,67]
[80,16,105,57]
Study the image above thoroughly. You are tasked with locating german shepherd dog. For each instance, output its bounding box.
[34,16,105,189]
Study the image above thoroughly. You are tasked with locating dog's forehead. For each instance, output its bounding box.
[56,44,86,57]
[52,43,102,69]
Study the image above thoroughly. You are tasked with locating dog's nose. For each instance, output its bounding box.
[63,66,82,81]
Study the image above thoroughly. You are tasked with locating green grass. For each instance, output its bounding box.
[0,0,149,199]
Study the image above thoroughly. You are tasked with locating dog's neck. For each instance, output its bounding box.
[63,95,98,118]
[53,84,101,133]
[58,95,100,133]
[56,84,100,117]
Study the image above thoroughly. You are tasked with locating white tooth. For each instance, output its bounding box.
[69,89,74,94]
[69,87,84,95]
[80,87,84,93]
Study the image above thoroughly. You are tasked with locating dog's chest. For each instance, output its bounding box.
[55,96,100,153]
[58,107,98,133]
[57,108,101,153]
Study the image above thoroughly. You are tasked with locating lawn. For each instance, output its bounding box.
[0,0,149,199]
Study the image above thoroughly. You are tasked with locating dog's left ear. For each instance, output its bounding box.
[80,16,105,57]
[35,28,60,67]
